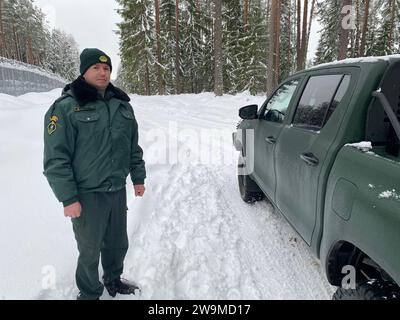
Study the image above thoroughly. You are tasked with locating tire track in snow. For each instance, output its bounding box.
[211,166,335,299]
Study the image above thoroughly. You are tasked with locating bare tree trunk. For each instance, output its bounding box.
[354,0,360,57]
[13,24,21,61]
[175,0,181,94]
[155,0,165,95]
[300,0,308,69]
[144,59,150,95]
[267,0,280,94]
[338,0,351,60]
[265,0,271,92]
[287,0,292,73]
[26,37,34,64]
[213,0,223,96]
[195,0,202,93]
[26,19,34,65]
[0,0,5,57]
[359,0,369,57]
[244,0,249,32]
[305,0,316,64]
[274,1,280,80]
[388,0,396,51]
[296,0,301,71]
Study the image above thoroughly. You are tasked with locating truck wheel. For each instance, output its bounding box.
[332,280,400,300]
[238,155,264,203]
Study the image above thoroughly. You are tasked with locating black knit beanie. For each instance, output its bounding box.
[80,48,112,75]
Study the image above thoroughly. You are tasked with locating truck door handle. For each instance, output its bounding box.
[300,152,319,166]
[265,136,276,144]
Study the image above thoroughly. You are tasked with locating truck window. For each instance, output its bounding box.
[262,79,299,123]
[323,75,351,126]
[293,74,349,131]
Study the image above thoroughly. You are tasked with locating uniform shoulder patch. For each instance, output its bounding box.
[48,115,59,135]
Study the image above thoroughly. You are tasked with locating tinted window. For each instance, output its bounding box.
[262,79,299,123]
[293,74,347,131]
[323,75,351,125]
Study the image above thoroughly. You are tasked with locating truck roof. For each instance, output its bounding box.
[293,54,400,76]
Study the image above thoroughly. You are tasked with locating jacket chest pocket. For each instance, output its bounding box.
[75,112,100,134]
[117,108,134,130]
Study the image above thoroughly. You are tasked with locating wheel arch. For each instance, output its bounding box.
[326,240,398,287]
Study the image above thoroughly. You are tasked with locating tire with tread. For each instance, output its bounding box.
[238,155,264,203]
[333,280,400,300]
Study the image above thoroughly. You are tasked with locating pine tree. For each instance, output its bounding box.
[114,63,131,92]
[364,0,381,56]
[154,0,165,94]
[314,0,341,64]
[0,0,49,66]
[239,0,268,94]
[213,0,223,96]
[267,0,280,94]
[338,0,352,60]
[181,0,203,93]
[359,0,370,57]
[280,0,296,81]
[195,0,213,93]
[369,0,399,55]
[300,0,309,69]
[222,0,243,93]
[0,0,6,57]
[306,0,316,59]
[116,0,156,95]
[174,0,182,94]
[43,29,79,81]
[160,0,177,94]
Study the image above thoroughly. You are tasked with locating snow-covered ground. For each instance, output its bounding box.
[0,89,335,300]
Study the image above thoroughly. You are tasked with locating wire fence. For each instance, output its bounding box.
[0,58,67,96]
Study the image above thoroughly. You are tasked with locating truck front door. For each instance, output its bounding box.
[252,79,301,203]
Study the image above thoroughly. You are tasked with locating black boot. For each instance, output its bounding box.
[104,278,140,297]
[76,292,100,300]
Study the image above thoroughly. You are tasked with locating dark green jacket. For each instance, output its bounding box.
[43,76,146,206]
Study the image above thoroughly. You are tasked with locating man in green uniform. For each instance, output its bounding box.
[43,48,146,300]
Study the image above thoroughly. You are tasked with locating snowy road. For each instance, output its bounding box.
[0,90,335,299]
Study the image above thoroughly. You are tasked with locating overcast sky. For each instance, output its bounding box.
[32,0,320,81]
[33,0,122,79]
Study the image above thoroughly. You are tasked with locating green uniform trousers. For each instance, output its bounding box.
[72,188,129,300]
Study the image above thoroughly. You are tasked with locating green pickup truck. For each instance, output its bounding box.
[232,55,400,300]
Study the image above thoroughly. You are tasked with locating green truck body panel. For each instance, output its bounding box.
[322,146,400,286]
[234,56,400,286]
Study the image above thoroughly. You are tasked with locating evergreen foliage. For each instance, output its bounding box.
[0,0,79,80]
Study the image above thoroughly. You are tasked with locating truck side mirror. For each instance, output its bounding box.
[239,104,258,119]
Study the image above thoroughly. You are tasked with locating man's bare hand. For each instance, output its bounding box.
[134,185,145,197]
[64,202,82,218]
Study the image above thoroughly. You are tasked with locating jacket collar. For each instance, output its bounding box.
[62,76,130,107]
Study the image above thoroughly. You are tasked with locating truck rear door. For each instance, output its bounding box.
[274,70,353,245]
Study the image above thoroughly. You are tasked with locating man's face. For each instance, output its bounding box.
[83,63,111,91]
